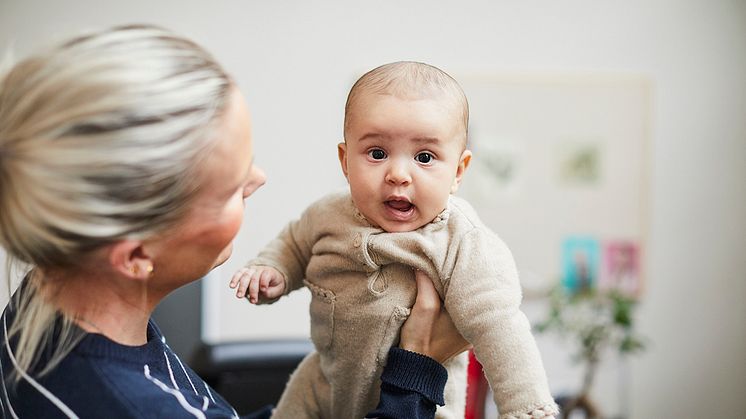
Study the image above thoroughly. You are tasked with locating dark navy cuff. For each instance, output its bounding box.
[380,347,448,406]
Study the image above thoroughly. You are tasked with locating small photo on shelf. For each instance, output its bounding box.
[600,240,642,298]
[560,236,601,294]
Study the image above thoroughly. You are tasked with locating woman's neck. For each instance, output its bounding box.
[46,271,156,346]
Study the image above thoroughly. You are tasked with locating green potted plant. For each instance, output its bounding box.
[536,286,646,419]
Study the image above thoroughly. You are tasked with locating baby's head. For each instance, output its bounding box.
[338,61,471,232]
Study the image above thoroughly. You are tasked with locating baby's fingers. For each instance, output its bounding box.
[263,284,284,300]
[262,275,285,299]
[229,268,247,289]
[251,269,274,303]
[258,273,272,293]
[235,268,256,298]
[248,271,263,304]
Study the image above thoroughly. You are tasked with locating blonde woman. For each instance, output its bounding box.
[0,25,467,418]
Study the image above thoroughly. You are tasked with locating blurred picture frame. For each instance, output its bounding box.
[456,73,650,300]
[561,236,601,294]
[600,240,641,298]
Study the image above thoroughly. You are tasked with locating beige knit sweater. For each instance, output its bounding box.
[249,191,558,419]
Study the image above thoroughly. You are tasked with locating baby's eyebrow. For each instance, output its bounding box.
[410,136,440,145]
[357,133,385,143]
[357,133,441,145]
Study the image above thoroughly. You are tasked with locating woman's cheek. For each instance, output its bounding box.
[223,200,246,239]
[211,201,245,264]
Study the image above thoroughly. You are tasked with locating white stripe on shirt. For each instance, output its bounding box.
[2,314,78,419]
[204,382,216,404]
[0,342,19,419]
[173,351,198,395]
[144,365,206,419]
[163,351,179,389]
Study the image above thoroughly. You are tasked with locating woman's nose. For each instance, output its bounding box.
[254,166,267,187]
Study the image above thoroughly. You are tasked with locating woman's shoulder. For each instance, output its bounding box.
[67,328,237,417]
[0,316,236,418]
[0,344,143,418]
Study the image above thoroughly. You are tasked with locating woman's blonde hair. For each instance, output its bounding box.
[0,25,232,378]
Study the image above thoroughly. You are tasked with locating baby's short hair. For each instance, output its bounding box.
[344,61,469,145]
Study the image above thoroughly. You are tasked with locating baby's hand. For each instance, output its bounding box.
[229,266,286,304]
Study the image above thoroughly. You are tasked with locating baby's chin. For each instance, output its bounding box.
[363,206,448,233]
[373,217,433,233]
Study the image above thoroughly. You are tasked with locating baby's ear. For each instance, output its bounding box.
[337,142,349,180]
[450,149,472,194]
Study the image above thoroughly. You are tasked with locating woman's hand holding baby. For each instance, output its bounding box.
[400,270,471,363]
[230,266,286,303]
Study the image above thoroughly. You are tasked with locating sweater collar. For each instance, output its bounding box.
[74,320,166,362]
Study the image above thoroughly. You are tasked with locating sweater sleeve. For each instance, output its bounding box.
[248,207,317,299]
[365,348,448,419]
[444,228,559,418]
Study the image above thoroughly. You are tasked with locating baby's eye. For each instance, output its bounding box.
[368,149,387,160]
[415,152,434,164]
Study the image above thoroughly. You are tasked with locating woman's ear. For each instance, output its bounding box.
[338,142,349,180]
[108,240,154,281]
[450,149,472,193]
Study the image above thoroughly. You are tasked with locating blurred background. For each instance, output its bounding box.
[1,1,744,417]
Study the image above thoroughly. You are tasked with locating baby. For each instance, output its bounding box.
[230,62,558,419]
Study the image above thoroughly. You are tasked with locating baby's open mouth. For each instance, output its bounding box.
[385,200,414,212]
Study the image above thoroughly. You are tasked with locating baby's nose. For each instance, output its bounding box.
[385,162,412,185]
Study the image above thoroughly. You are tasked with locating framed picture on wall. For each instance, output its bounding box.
[561,236,601,294]
[456,73,651,297]
[600,240,641,298]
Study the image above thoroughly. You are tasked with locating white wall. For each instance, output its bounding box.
[1,1,744,417]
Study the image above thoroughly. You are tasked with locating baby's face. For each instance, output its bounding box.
[339,93,471,232]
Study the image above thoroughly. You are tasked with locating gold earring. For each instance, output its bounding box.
[146,265,154,275]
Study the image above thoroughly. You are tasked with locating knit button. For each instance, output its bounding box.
[353,233,362,247]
